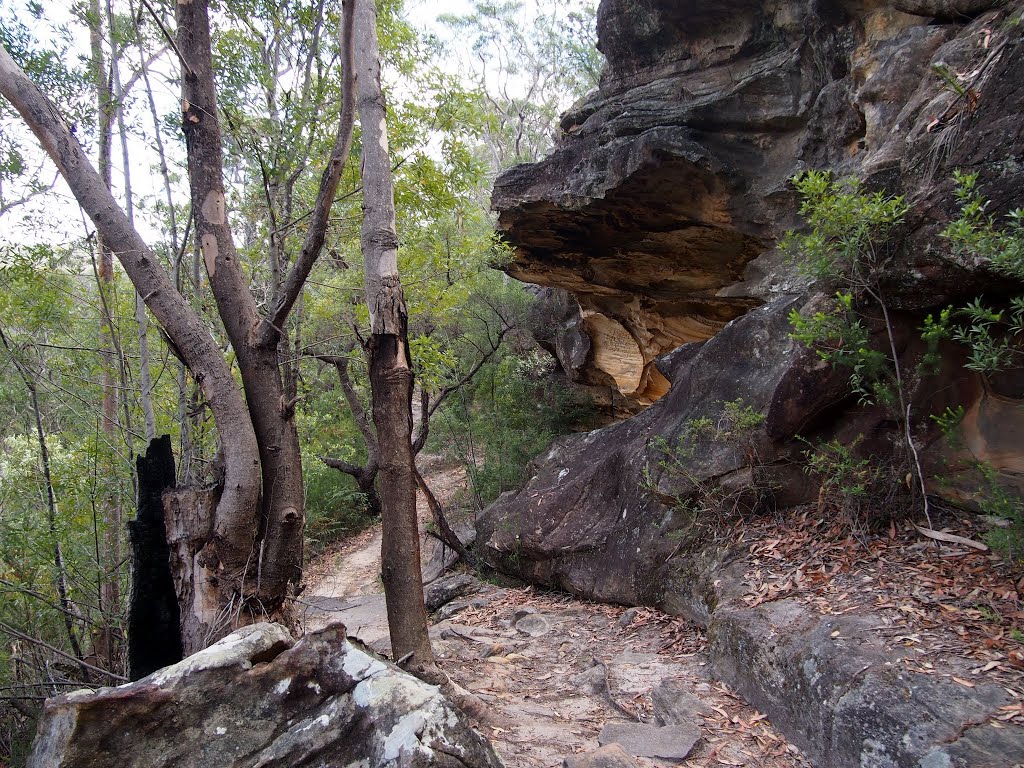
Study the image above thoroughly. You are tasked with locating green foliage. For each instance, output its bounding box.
[645,400,768,528]
[302,461,373,553]
[930,171,1024,557]
[781,170,909,285]
[0,5,89,222]
[438,0,602,170]
[972,464,1024,562]
[442,346,596,507]
[788,293,892,406]
[786,169,1024,553]
[435,281,598,507]
[929,404,966,439]
[934,171,1024,373]
[801,437,886,529]
[783,172,912,410]
[783,171,926,529]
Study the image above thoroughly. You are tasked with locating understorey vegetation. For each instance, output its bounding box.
[785,170,1024,554]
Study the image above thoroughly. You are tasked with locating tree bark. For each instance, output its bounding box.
[176,0,357,612]
[354,0,434,670]
[0,44,263,650]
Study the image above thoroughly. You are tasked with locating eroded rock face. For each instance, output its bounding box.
[28,623,502,768]
[483,3,1024,762]
[493,0,1022,403]
[478,295,848,608]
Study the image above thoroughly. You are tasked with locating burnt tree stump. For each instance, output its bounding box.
[128,435,182,680]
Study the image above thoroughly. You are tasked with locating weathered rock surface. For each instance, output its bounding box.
[28,623,502,768]
[493,0,1023,403]
[598,722,701,760]
[563,744,639,768]
[425,573,480,612]
[709,600,1021,767]
[483,0,1024,766]
[651,679,712,725]
[478,293,839,610]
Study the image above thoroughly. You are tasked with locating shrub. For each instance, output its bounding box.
[645,400,769,532]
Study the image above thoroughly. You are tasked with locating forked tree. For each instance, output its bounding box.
[0,0,356,653]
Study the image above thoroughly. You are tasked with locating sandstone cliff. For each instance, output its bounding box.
[494,0,1023,405]
[485,1,1024,765]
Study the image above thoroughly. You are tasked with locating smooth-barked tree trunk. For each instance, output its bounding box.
[0,0,356,653]
[353,0,435,671]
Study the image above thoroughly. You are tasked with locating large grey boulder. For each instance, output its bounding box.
[28,623,503,768]
[477,293,844,612]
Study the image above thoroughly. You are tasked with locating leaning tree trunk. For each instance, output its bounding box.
[0,45,264,655]
[354,0,435,671]
[1,0,356,655]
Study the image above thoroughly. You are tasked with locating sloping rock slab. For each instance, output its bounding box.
[709,600,1024,768]
[598,722,700,760]
[28,622,502,768]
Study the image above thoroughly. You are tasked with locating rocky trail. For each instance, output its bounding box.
[299,457,811,768]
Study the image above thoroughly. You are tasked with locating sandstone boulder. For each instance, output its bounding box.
[28,623,502,768]
[477,294,847,612]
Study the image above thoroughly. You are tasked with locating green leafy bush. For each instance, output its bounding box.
[938,171,1024,373]
[801,437,888,532]
[786,169,1024,554]
[645,400,769,529]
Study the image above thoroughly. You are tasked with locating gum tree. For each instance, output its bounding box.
[0,0,356,652]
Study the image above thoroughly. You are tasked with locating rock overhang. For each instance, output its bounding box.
[491,0,864,405]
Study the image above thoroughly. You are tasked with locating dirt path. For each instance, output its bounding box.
[299,456,470,646]
[300,458,810,768]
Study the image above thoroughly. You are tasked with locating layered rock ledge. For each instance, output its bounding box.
[493,0,1024,405]
[28,623,502,768]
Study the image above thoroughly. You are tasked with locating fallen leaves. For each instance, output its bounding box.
[738,510,1024,709]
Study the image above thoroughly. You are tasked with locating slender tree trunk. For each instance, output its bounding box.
[106,0,156,442]
[0,328,89,681]
[0,45,264,654]
[319,350,382,516]
[87,0,122,668]
[354,0,434,671]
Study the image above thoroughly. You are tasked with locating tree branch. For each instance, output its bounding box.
[261,0,357,345]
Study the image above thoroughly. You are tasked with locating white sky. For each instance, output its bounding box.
[0,0,595,248]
